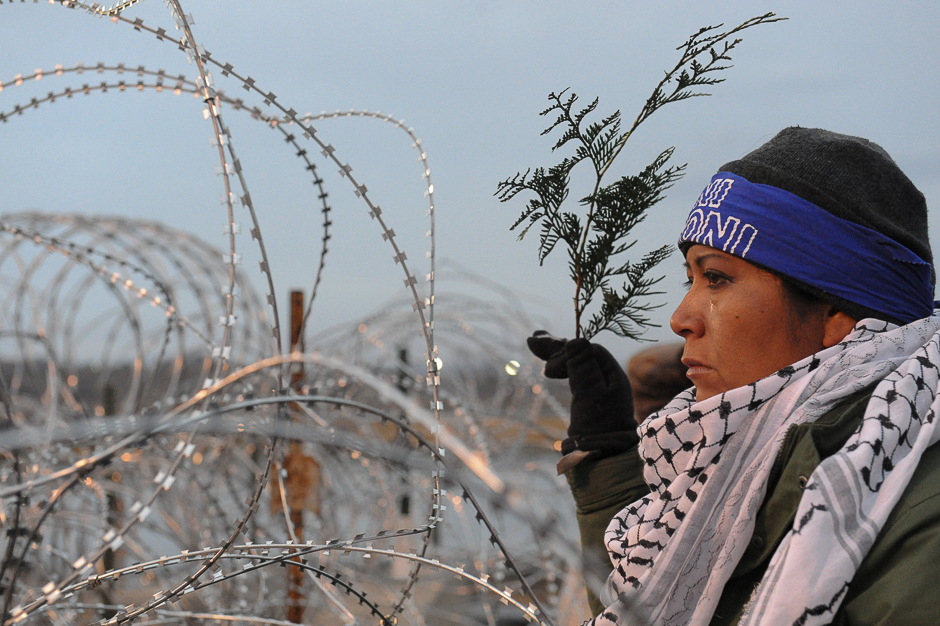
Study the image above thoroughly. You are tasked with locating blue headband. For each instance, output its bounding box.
[679,172,935,324]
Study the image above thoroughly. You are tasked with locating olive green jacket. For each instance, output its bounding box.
[566,388,940,625]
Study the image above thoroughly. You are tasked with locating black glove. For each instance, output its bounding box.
[527,331,638,456]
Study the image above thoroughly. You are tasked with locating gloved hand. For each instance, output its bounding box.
[527,331,639,457]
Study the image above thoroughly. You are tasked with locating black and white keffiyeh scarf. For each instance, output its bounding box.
[588,315,940,626]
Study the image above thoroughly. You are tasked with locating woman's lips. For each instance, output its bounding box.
[681,358,712,378]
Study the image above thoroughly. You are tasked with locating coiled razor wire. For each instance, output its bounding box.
[0,2,593,625]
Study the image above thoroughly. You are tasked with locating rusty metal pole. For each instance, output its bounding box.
[282,290,321,623]
[99,384,120,618]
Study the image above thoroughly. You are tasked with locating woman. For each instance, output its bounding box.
[529,128,940,625]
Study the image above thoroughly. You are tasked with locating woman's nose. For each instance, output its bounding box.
[670,289,705,338]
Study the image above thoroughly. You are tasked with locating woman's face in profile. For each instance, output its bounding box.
[670,245,829,402]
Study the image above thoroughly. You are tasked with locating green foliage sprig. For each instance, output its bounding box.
[496,13,784,340]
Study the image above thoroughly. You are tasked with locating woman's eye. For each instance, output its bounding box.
[703,271,729,287]
[684,271,729,289]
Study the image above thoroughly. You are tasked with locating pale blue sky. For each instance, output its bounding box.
[2,1,938,361]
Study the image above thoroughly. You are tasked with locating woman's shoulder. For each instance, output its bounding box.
[817,384,940,514]
[814,384,940,517]
[835,439,940,624]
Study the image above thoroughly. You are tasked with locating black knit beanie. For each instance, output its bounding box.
[718,127,933,324]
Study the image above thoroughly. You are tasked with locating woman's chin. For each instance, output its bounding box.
[688,373,724,402]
